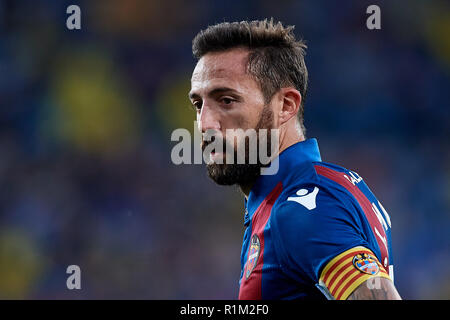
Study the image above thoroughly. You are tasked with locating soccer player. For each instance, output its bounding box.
[188,19,401,300]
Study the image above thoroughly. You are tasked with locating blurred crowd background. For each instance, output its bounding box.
[0,0,449,299]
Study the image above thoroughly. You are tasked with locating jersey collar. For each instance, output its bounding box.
[244,138,322,226]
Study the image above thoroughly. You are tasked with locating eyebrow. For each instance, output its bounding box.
[188,87,241,100]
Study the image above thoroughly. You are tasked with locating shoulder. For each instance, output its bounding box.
[272,160,358,221]
[269,178,369,282]
[272,160,366,222]
[270,180,356,240]
[269,167,365,246]
[269,162,369,266]
[281,159,359,193]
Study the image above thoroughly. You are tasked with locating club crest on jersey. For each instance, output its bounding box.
[352,253,379,275]
[245,234,261,279]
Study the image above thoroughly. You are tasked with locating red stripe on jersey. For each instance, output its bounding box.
[239,182,283,300]
[314,165,389,268]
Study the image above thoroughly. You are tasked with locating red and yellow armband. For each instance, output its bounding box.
[318,246,391,300]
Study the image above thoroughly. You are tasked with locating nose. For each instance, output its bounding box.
[198,102,221,133]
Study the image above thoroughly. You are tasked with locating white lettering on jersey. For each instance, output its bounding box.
[344,171,363,185]
[378,200,392,228]
[287,187,319,210]
[372,202,388,231]
[389,265,394,282]
[374,226,388,266]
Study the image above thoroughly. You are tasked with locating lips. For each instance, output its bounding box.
[209,151,225,163]
[202,137,233,164]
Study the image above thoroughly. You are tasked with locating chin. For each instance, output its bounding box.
[206,163,262,186]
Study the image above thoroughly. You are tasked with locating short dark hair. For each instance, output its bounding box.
[192,18,308,134]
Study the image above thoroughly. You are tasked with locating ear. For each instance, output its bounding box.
[278,88,302,125]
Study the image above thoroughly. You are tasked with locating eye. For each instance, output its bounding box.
[220,97,235,106]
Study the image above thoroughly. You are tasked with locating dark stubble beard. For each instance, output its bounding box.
[203,104,274,187]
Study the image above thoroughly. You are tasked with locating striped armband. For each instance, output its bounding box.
[318,246,391,300]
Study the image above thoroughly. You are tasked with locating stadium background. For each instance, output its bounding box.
[0,0,449,299]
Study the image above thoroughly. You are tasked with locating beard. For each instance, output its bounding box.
[202,104,275,186]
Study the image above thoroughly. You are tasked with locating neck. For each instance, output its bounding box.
[239,183,253,199]
[239,128,305,199]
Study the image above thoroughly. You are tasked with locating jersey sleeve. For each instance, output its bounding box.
[270,184,391,300]
[318,246,390,299]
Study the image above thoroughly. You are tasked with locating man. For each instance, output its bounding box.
[188,19,401,300]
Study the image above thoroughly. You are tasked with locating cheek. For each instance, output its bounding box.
[222,93,266,130]
[232,113,250,129]
[227,104,261,130]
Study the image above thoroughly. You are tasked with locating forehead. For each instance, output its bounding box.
[191,48,257,92]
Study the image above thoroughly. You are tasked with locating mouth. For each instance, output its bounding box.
[209,150,224,163]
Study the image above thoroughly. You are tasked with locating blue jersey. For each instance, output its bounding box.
[238,139,394,300]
